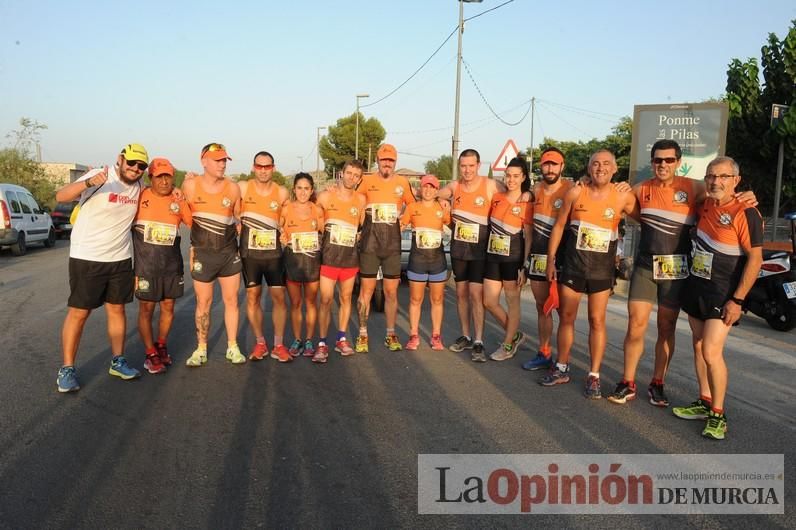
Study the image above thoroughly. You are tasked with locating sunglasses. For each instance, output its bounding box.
[652,157,678,165]
[254,163,274,170]
[201,143,226,155]
[125,159,148,171]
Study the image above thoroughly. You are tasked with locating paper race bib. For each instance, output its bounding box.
[576,225,611,253]
[371,203,397,224]
[329,224,357,247]
[652,254,689,280]
[415,228,442,249]
[528,253,548,276]
[291,231,320,253]
[690,249,713,280]
[454,221,480,243]
[143,222,177,246]
[487,232,511,256]
[247,228,277,250]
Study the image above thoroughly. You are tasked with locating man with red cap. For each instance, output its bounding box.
[182,143,244,367]
[355,144,416,353]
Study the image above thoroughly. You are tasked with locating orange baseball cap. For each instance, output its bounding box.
[420,174,440,189]
[201,142,232,161]
[148,158,175,177]
[540,150,564,165]
[377,143,397,160]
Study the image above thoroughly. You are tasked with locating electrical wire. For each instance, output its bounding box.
[462,59,532,126]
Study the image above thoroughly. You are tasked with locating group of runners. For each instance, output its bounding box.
[54,140,763,441]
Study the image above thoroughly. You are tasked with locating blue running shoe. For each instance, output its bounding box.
[583,375,602,399]
[523,352,553,371]
[540,364,570,386]
[57,366,80,393]
[109,356,141,380]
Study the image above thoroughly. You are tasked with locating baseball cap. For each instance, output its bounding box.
[420,174,440,189]
[377,144,397,161]
[201,142,232,161]
[539,150,564,165]
[121,143,149,163]
[148,158,175,177]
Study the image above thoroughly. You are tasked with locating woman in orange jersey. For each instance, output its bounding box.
[280,173,325,359]
[399,175,451,350]
[483,157,533,361]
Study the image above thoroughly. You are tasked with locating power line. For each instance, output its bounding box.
[464,0,515,22]
[536,98,625,120]
[462,59,532,126]
[536,101,599,138]
[390,97,533,135]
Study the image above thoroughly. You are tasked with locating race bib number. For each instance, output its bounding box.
[690,249,713,280]
[415,228,442,249]
[143,222,177,246]
[291,231,320,253]
[652,254,689,280]
[329,224,357,247]
[528,253,548,276]
[487,232,511,256]
[453,221,480,243]
[247,228,277,250]
[576,225,611,253]
[371,203,397,224]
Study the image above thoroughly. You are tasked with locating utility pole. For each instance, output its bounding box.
[355,93,369,160]
[297,156,304,172]
[451,0,483,181]
[770,104,789,242]
[528,97,535,175]
[316,126,326,179]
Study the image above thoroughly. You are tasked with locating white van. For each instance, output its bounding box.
[0,183,55,255]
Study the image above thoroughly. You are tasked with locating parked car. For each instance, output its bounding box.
[0,183,55,255]
[51,201,78,238]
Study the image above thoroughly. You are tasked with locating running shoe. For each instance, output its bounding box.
[303,340,315,357]
[449,335,473,352]
[702,411,728,440]
[156,342,172,366]
[471,342,487,363]
[57,366,80,393]
[186,348,207,367]
[271,344,292,363]
[583,375,602,399]
[384,334,402,352]
[248,342,269,361]
[312,343,329,364]
[288,339,304,357]
[335,339,355,356]
[522,352,553,371]
[226,344,246,364]
[109,356,141,380]
[540,364,570,386]
[672,399,710,420]
[144,353,167,374]
[489,343,515,361]
[648,383,670,407]
[607,381,637,404]
[355,335,369,354]
[430,334,444,351]
[512,331,527,351]
[405,334,420,351]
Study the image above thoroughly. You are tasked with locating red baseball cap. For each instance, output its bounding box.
[148,158,175,177]
[420,174,440,189]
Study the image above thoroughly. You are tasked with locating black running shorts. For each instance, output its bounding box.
[134,275,185,302]
[191,248,242,283]
[68,257,134,309]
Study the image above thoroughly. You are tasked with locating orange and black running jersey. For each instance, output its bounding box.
[358,173,415,255]
[563,185,623,280]
[189,179,238,252]
[450,176,491,260]
[281,201,325,258]
[636,176,699,269]
[321,190,364,268]
[690,198,763,297]
[531,180,573,254]
[240,182,283,259]
[133,188,192,276]
[400,200,451,270]
[488,192,532,262]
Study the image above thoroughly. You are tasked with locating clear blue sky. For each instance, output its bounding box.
[1,0,793,175]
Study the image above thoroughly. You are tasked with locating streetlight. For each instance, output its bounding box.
[355,93,370,160]
[297,156,304,172]
[451,0,483,181]
[316,126,327,179]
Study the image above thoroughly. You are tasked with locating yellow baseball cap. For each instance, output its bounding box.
[121,143,149,163]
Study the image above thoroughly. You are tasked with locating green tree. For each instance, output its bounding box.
[6,117,47,156]
[725,20,796,212]
[0,148,56,208]
[236,170,287,185]
[319,112,386,177]
[424,154,453,182]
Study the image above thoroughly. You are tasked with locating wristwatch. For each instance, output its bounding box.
[84,179,92,189]
[730,296,744,305]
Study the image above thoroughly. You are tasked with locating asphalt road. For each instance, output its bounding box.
[0,238,793,529]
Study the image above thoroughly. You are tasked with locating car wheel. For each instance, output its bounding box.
[43,228,56,248]
[11,232,26,256]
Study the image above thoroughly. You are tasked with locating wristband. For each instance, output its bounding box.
[84,179,92,189]
[730,296,744,305]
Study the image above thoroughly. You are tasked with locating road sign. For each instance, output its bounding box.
[491,139,520,172]
[771,104,789,128]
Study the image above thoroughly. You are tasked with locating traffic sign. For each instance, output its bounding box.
[491,139,520,172]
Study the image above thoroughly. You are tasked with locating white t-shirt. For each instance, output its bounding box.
[69,166,142,262]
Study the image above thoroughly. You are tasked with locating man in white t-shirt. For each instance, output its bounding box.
[54,143,148,392]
